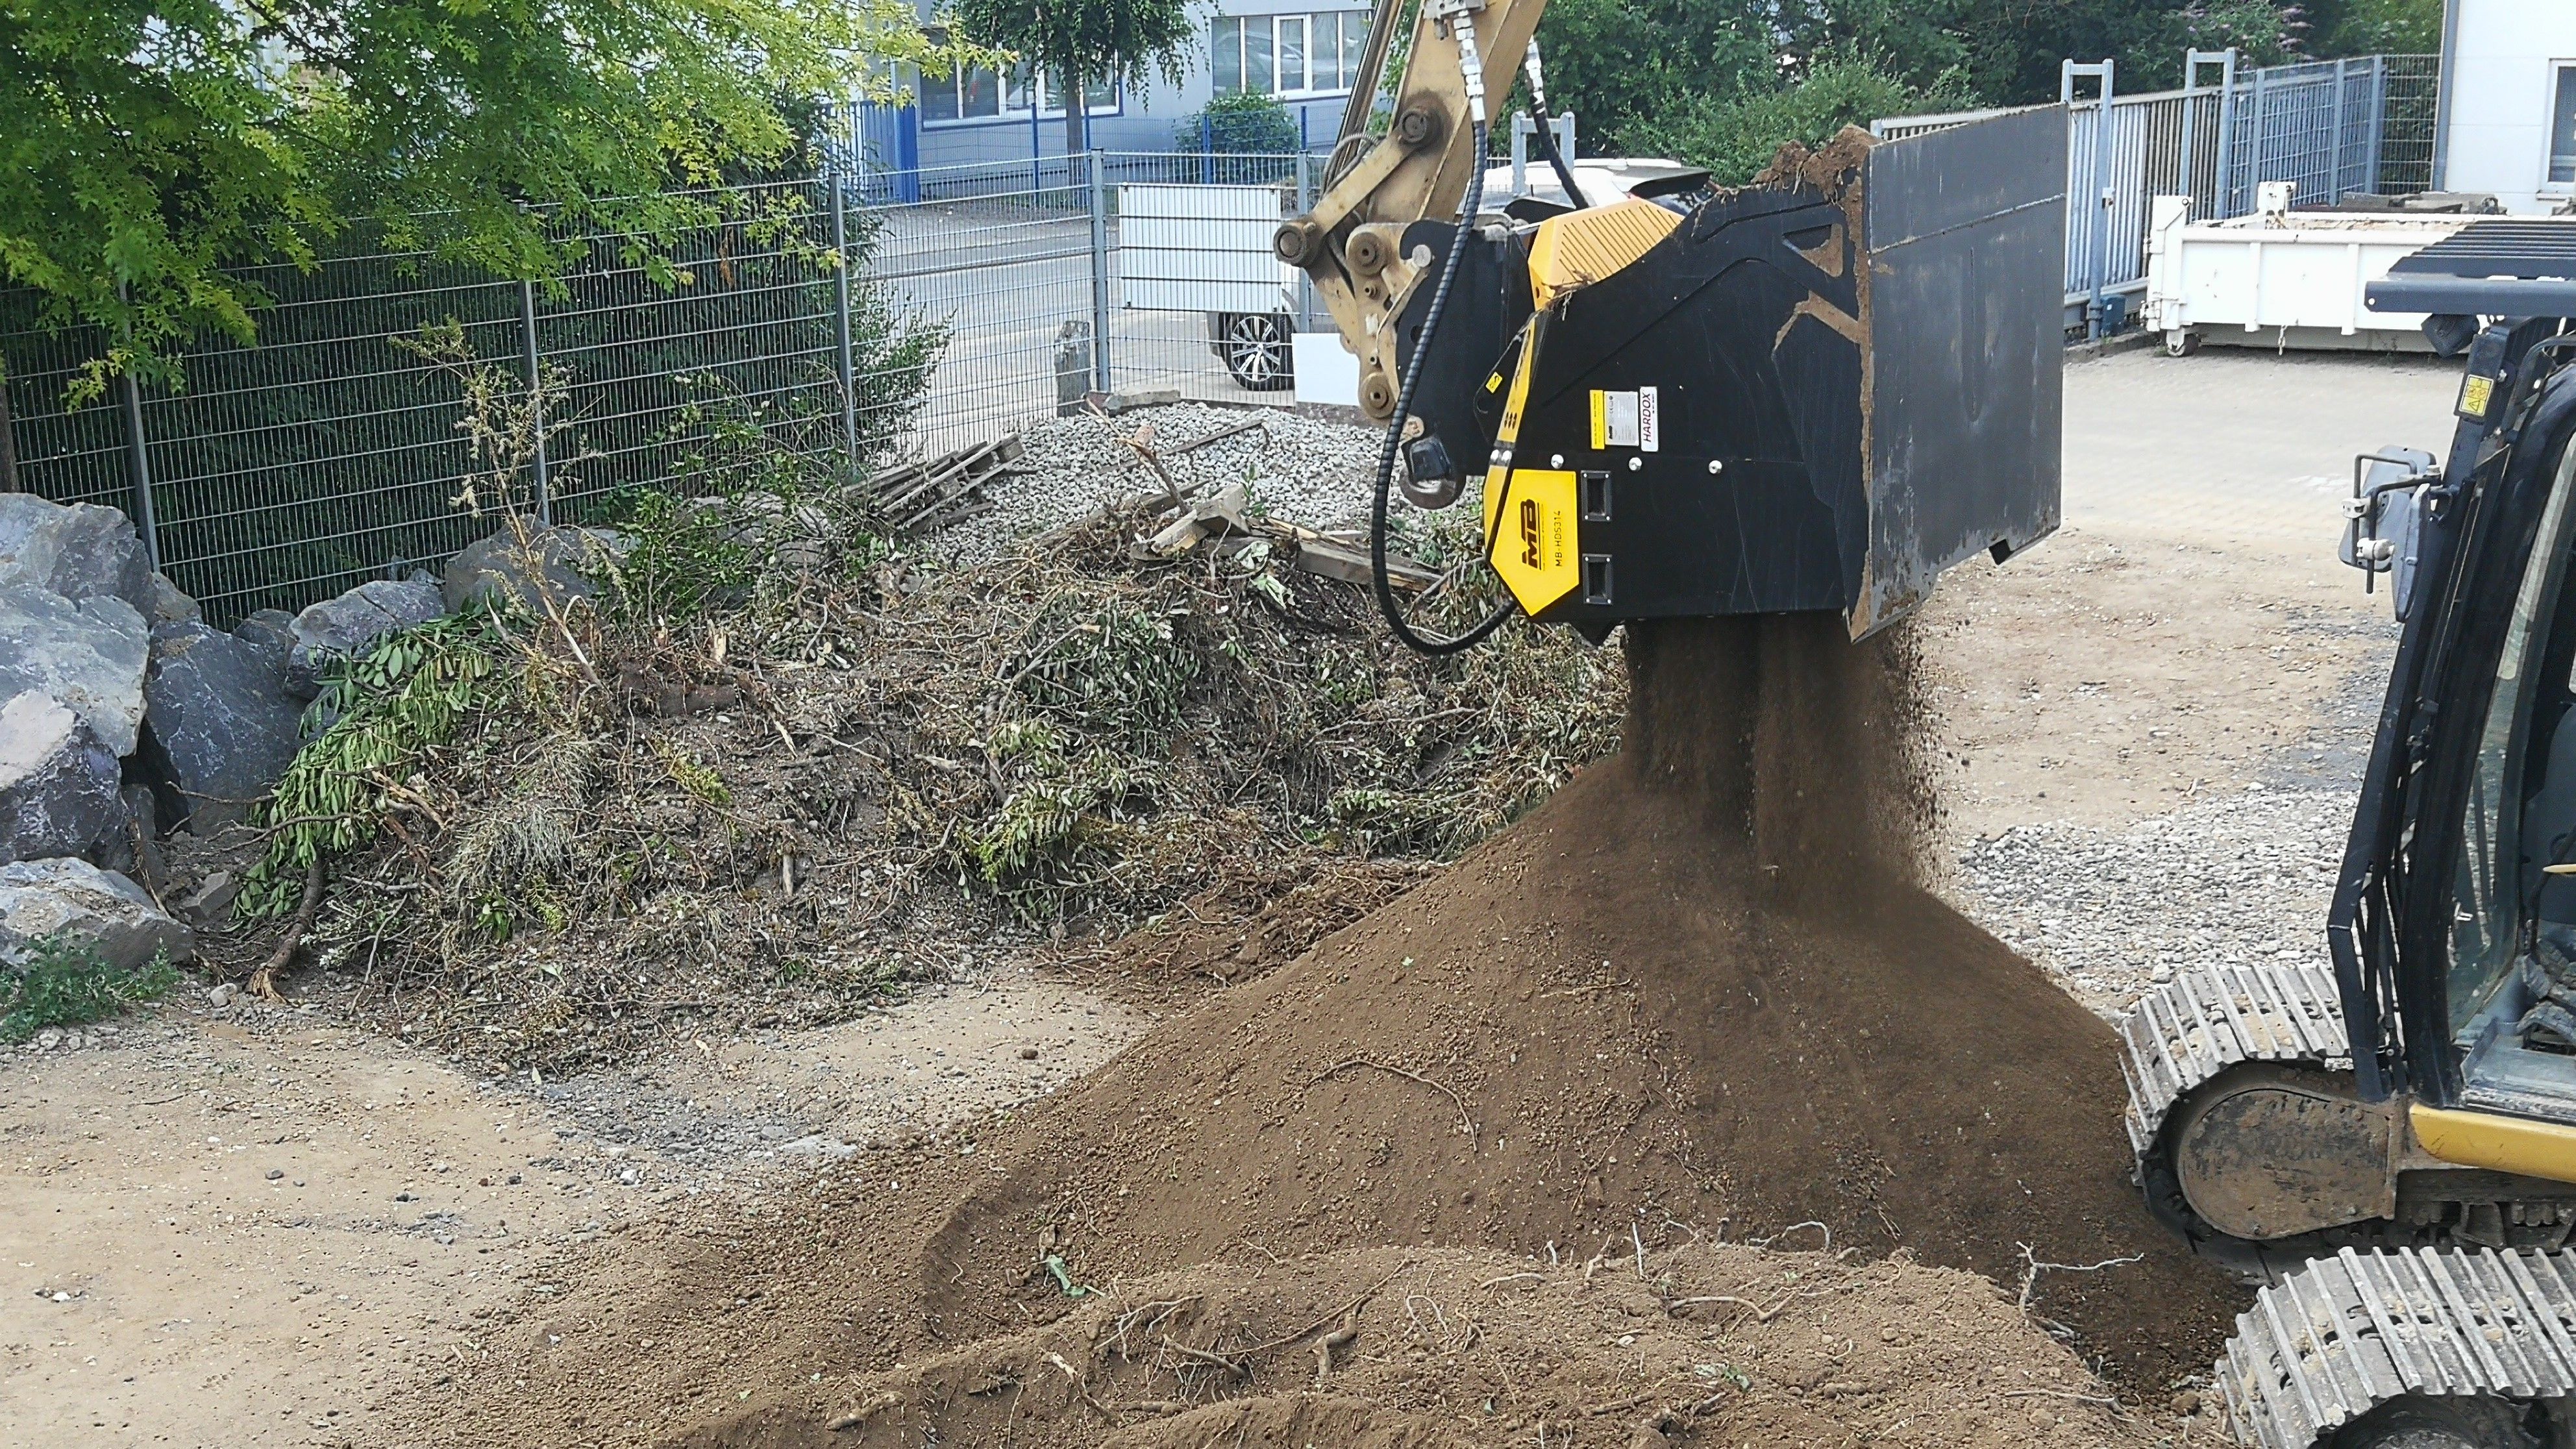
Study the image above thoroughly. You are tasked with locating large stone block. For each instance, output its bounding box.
[443,521,623,613]
[144,623,304,834]
[0,693,124,865]
[0,584,150,757]
[288,578,445,693]
[0,857,193,971]
[0,495,153,620]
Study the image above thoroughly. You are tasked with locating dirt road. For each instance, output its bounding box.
[0,345,2462,1445]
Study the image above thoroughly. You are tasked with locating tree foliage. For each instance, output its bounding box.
[0,0,956,394]
[1627,49,1973,185]
[954,0,1195,151]
[1533,0,2432,151]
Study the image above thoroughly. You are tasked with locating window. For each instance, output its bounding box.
[918,58,1118,127]
[1213,10,1370,97]
[2553,62,2576,187]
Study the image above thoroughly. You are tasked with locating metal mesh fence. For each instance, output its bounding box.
[0,154,1343,622]
[1880,52,2437,316]
[0,179,915,623]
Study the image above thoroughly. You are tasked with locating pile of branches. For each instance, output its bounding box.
[242,469,1624,1074]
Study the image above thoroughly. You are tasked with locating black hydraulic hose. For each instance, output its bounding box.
[1371,120,1518,656]
[1528,108,1589,209]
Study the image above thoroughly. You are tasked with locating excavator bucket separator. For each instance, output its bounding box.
[1382,105,2070,639]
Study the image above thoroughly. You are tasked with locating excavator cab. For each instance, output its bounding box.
[2121,223,2576,1449]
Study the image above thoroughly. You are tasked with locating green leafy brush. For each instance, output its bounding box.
[238,612,505,920]
[2,936,178,1043]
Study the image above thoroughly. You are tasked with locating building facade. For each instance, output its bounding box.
[866,1,1380,177]
[2436,0,2576,212]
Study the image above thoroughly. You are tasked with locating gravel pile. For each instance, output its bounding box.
[926,402,1390,565]
[1950,782,2353,1019]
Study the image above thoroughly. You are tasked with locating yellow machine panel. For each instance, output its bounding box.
[1526,199,1683,309]
[1483,468,1581,613]
[2412,1103,2576,1185]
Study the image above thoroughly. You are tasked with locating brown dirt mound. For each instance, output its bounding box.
[686,1245,2160,1448]
[884,615,2236,1390]
[401,613,2242,1446]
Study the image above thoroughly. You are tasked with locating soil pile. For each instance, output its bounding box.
[887,614,2234,1389]
[695,1245,2161,1449]
[406,614,2241,1446]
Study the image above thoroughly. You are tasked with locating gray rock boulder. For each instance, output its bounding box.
[0,693,125,865]
[0,857,193,971]
[0,495,153,620]
[147,571,201,626]
[443,521,623,613]
[230,608,300,693]
[0,584,150,756]
[143,623,304,834]
[287,578,445,693]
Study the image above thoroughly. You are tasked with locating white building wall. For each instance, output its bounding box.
[2442,0,2576,212]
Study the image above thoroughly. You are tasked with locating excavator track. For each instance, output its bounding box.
[2118,963,2353,1154]
[2223,1245,2576,1448]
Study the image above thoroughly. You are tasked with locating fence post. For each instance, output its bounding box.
[2216,49,2241,216]
[2331,58,2350,203]
[2367,54,2388,194]
[2063,58,2118,340]
[2251,64,2271,212]
[0,368,19,493]
[1201,114,1215,185]
[519,278,551,528]
[1295,151,1316,334]
[118,371,159,571]
[830,170,860,474]
[1087,149,1113,393]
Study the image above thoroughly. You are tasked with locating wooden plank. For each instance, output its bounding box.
[1291,538,1441,591]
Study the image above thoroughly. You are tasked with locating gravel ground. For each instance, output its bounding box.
[1951,782,2353,1020]
[926,402,1391,566]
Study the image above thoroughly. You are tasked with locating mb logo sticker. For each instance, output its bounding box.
[1520,497,1541,569]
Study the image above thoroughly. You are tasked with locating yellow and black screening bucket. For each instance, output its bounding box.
[1396,105,2068,640]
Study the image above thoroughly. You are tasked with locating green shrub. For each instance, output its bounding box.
[1178,91,1299,153]
[2,936,179,1043]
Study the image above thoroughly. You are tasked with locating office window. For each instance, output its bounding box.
[1212,11,1370,97]
[919,60,1119,127]
[1213,18,1243,94]
[2553,62,2576,186]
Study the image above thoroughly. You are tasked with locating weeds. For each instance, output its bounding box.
[2,936,178,1043]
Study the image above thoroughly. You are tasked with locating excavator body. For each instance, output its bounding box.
[2118,225,2576,1449]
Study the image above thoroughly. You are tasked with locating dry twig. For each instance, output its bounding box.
[1307,1057,1476,1138]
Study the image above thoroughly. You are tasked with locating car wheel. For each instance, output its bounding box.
[1221,313,1294,391]
[2330,1395,2544,1449]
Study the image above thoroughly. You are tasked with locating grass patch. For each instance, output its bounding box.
[2,935,180,1043]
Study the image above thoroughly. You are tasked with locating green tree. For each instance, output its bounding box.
[0,0,954,396]
[1628,49,1974,184]
[1535,0,1777,151]
[2301,0,2442,55]
[954,0,1195,161]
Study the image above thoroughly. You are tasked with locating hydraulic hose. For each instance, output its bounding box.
[1528,112,1589,210]
[1369,118,1518,656]
[1518,42,1589,209]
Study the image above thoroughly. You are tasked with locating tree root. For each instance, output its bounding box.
[247,858,326,1000]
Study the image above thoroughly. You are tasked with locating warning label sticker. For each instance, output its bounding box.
[1589,389,1660,452]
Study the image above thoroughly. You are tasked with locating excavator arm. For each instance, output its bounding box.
[1275,0,1549,423]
